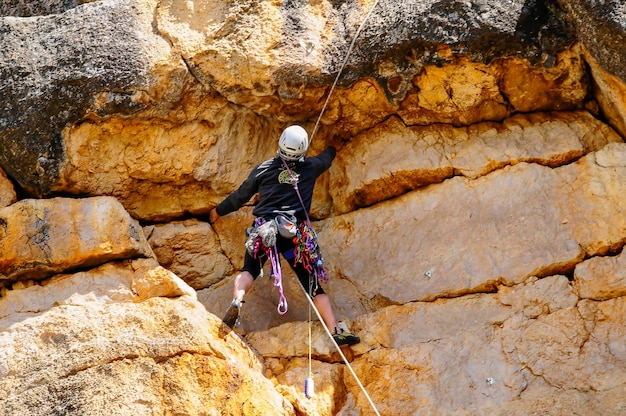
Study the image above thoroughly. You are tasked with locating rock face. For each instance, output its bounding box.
[1,1,626,415]
[330,111,622,214]
[143,219,234,290]
[556,0,626,138]
[0,0,183,196]
[0,196,152,283]
[0,168,16,208]
[0,257,293,415]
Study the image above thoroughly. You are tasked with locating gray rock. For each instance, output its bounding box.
[0,0,157,195]
[557,0,626,84]
[0,0,81,17]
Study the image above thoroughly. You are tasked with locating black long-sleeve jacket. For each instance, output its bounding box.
[215,147,336,222]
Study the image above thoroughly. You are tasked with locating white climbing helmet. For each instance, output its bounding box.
[277,125,309,161]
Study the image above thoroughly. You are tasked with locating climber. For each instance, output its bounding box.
[209,125,360,346]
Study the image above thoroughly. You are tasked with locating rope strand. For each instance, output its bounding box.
[298,281,381,416]
[310,0,383,144]
[297,3,383,412]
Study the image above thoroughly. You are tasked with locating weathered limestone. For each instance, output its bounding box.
[557,0,626,84]
[246,274,625,415]
[130,259,197,301]
[330,110,621,214]
[0,258,294,415]
[555,0,626,138]
[155,0,577,111]
[266,357,345,416]
[198,140,626,334]
[2,0,596,218]
[0,0,185,196]
[558,142,626,256]
[574,249,626,301]
[499,47,589,113]
[320,143,626,305]
[0,168,16,208]
[143,219,233,290]
[399,47,589,127]
[353,294,513,351]
[58,104,288,221]
[583,48,626,141]
[196,210,371,334]
[0,258,191,321]
[59,105,622,222]
[247,321,338,360]
[399,58,509,126]
[197,262,326,334]
[498,275,579,319]
[1,0,626,414]
[450,111,621,176]
[507,300,626,392]
[0,196,153,284]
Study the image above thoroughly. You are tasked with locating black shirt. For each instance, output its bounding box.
[215,147,336,222]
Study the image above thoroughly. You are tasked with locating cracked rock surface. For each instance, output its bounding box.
[1,0,626,415]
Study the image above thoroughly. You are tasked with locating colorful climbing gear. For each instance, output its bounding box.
[247,217,288,315]
[293,222,328,284]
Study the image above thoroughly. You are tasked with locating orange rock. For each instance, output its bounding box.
[0,196,153,284]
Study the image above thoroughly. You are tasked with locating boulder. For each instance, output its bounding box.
[144,219,233,290]
[0,196,153,284]
[0,258,294,415]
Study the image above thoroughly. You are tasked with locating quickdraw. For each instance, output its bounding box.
[293,223,328,284]
[250,217,288,315]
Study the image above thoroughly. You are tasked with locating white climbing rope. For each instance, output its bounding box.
[309,0,383,144]
[305,277,314,399]
[299,281,381,416]
[284,153,382,413]
[299,1,384,414]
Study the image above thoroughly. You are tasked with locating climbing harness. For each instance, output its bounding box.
[244,212,327,316]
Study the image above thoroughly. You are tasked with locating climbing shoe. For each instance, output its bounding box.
[333,328,360,346]
[222,299,243,328]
